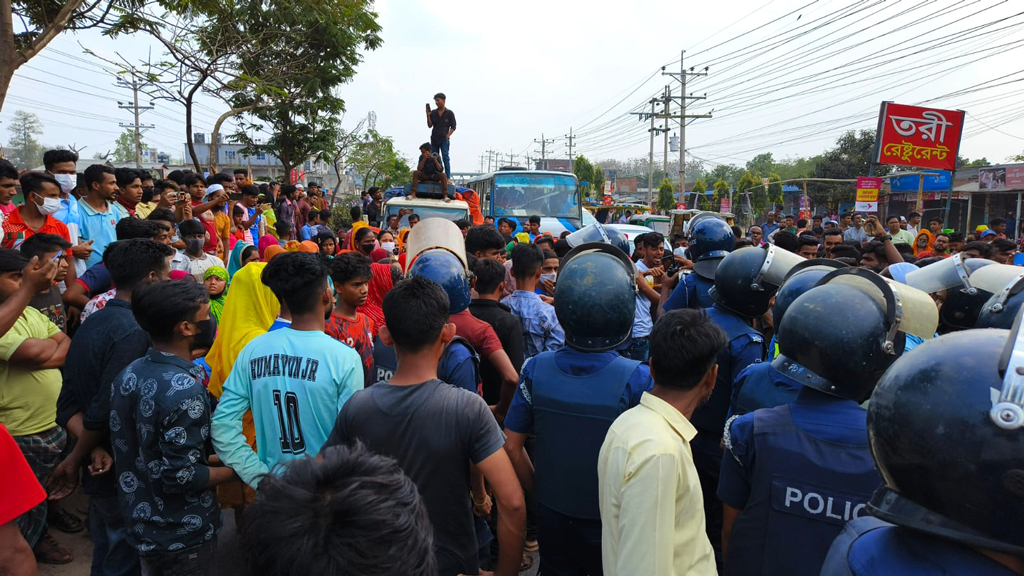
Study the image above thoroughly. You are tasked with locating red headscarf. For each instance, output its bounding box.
[361,262,394,336]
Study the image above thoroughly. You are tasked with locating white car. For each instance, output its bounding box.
[606,223,672,256]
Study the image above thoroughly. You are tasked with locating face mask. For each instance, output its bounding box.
[34,193,61,216]
[53,174,76,193]
[381,242,396,253]
[186,238,204,254]
[191,316,217,351]
[540,272,556,284]
[360,243,373,255]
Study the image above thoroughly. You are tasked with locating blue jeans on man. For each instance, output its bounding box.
[431,139,451,179]
[89,494,141,576]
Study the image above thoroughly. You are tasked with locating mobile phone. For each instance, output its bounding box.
[661,254,674,268]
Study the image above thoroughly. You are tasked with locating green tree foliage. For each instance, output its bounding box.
[708,164,744,188]
[956,155,990,168]
[712,178,730,208]
[593,166,605,198]
[656,178,675,211]
[745,153,775,180]
[3,109,44,167]
[347,129,409,191]
[811,130,889,206]
[112,129,145,163]
[573,155,594,197]
[691,178,707,210]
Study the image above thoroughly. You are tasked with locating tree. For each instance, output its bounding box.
[573,155,594,197]
[745,152,775,179]
[656,178,674,211]
[712,178,730,209]
[4,109,43,167]
[347,129,408,191]
[956,155,990,168]
[322,117,366,205]
[811,130,890,206]
[707,163,744,188]
[592,166,605,198]
[112,129,144,163]
[691,178,706,210]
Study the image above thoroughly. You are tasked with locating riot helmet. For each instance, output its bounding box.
[772,259,848,340]
[867,323,1024,556]
[564,222,630,257]
[972,265,1024,330]
[554,242,636,352]
[904,255,1007,332]
[708,246,795,318]
[404,218,471,314]
[687,217,735,280]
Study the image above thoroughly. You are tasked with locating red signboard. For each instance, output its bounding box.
[874,102,965,172]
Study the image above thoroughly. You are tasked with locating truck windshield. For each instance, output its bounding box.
[492,173,579,218]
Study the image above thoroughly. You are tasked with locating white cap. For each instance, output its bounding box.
[205,184,224,196]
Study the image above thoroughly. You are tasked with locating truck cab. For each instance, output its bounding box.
[382,197,470,229]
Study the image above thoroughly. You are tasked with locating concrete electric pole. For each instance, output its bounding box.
[117,76,155,169]
[662,50,712,205]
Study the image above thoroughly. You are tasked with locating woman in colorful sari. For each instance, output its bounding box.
[202,266,229,322]
[205,262,280,511]
[361,261,402,337]
[257,234,277,260]
[228,241,259,279]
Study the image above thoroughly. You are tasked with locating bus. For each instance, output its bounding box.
[467,169,583,236]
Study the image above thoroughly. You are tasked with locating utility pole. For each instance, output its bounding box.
[479,154,485,172]
[565,128,576,163]
[486,149,497,172]
[632,96,670,205]
[534,133,554,171]
[662,50,712,206]
[662,85,671,177]
[117,76,155,169]
[508,149,516,166]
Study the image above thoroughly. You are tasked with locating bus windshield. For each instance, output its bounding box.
[492,173,580,219]
[384,204,469,227]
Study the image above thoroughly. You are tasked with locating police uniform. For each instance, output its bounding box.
[371,335,479,393]
[822,517,1020,576]
[729,362,801,416]
[663,270,717,311]
[718,388,881,576]
[503,347,653,575]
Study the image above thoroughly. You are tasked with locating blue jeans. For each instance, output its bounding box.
[90,494,141,576]
[620,337,650,362]
[431,140,451,179]
[536,504,604,576]
[140,540,216,576]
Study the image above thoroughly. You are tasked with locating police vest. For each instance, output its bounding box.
[531,352,640,520]
[372,336,479,391]
[724,404,881,576]
[692,305,763,435]
[731,363,801,417]
[682,272,716,309]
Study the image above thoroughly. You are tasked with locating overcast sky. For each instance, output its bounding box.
[4,0,1023,174]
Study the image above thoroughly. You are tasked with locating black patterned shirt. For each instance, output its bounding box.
[108,348,220,556]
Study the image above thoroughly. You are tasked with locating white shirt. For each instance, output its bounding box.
[171,250,224,282]
[633,261,655,338]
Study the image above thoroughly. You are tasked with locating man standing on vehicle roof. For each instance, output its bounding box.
[426,93,456,180]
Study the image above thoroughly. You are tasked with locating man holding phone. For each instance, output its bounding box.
[425,93,456,180]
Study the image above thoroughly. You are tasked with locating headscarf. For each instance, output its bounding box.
[298,240,319,253]
[228,241,253,279]
[913,230,935,256]
[258,235,277,259]
[169,270,190,281]
[362,262,395,336]
[370,248,388,262]
[263,244,285,262]
[203,266,229,321]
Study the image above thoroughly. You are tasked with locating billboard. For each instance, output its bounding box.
[855,177,881,212]
[874,102,965,171]
[888,170,952,192]
[979,165,1024,191]
[615,177,638,194]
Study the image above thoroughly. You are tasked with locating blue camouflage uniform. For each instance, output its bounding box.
[504,347,653,576]
[821,517,1021,576]
[718,388,882,576]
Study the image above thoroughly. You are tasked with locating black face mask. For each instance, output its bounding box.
[192,316,218,351]
[359,243,374,255]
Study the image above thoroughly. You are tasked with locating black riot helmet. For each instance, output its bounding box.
[687,217,735,280]
[940,286,992,332]
[903,254,1003,332]
[772,277,906,403]
[554,242,637,352]
[977,274,1024,330]
[867,324,1024,556]
[708,246,799,319]
[564,222,630,258]
[772,259,848,341]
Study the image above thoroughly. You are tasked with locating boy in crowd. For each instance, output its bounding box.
[502,243,564,360]
[77,164,121,268]
[470,258,524,414]
[0,248,72,564]
[410,143,452,201]
[18,234,70,332]
[171,219,225,281]
[327,253,376,387]
[212,253,363,488]
[109,280,238,574]
[322,277,526,576]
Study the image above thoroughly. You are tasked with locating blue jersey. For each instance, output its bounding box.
[211,328,363,487]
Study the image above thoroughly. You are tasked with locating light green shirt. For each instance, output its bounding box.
[0,308,62,436]
[891,228,916,245]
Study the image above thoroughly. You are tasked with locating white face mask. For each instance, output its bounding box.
[53,174,76,194]
[540,272,557,283]
[381,241,396,253]
[35,194,62,216]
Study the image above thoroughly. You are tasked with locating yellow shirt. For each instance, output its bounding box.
[135,201,157,219]
[0,308,62,436]
[598,392,716,576]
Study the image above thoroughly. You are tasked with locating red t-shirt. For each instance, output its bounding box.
[192,200,220,253]
[450,310,503,359]
[326,312,375,386]
[2,208,71,249]
[0,424,46,525]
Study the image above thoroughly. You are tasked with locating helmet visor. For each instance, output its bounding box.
[821,270,939,340]
[904,253,996,294]
[404,218,468,274]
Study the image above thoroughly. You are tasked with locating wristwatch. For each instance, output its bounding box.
[882,234,893,242]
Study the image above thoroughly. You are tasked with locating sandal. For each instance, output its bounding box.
[34,532,73,565]
[48,507,84,533]
[520,553,534,571]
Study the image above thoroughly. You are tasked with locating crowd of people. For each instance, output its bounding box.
[0,146,1021,576]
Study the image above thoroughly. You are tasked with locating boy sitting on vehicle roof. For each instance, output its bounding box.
[410,143,451,202]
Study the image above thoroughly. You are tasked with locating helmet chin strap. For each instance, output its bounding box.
[995,308,1024,430]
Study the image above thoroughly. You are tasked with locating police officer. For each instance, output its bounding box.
[502,241,653,576]
[730,259,846,416]
[660,217,734,313]
[903,253,1001,333]
[719,269,933,576]
[822,323,1024,575]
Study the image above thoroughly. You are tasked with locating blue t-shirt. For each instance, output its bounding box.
[77,200,121,267]
[503,347,653,435]
[718,388,869,510]
[211,328,363,487]
[247,206,262,241]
